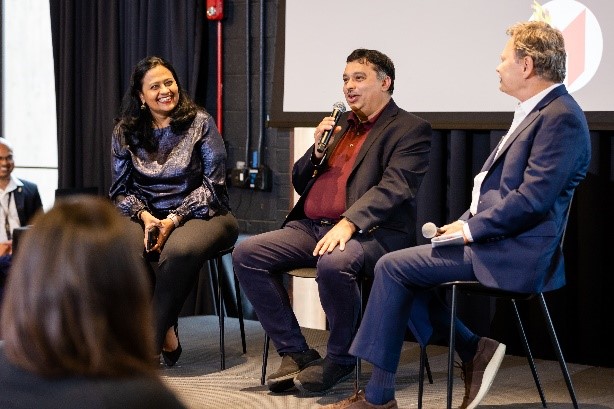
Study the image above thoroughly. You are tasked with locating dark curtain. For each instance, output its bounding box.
[49,0,205,195]
[414,129,614,367]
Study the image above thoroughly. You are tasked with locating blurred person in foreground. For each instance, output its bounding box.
[325,21,591,409]
[0,196,187,409]
[110,56,238,367]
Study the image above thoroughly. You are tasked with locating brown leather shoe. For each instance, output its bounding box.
[322,390,398,409]
[459,337,506,409]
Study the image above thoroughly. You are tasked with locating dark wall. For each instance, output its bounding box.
[203,0,290,235]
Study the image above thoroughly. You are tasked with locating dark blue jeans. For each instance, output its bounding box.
[350,243,479,372]
[232,219,365,366]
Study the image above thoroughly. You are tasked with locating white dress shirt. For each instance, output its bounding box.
[0,176,24,242]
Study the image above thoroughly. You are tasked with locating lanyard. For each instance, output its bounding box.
[1,191,13,240]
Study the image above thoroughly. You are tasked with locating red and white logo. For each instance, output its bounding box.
[530,0,603,93]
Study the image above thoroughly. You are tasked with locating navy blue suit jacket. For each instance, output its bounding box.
[14,179,43,227]
[461,85,590,293]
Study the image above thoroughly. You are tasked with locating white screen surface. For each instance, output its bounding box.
[280,0,612,119]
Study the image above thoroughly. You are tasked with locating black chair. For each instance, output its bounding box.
[260,267,433,398]
[209,246,247,370]
[418,202,579,409]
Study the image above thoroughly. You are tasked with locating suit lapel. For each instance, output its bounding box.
[484,84,568,172]
[488,111,538,168]
[350,101,397,174]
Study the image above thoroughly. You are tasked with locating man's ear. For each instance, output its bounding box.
[381,75,392,92]
[522,56,534,78]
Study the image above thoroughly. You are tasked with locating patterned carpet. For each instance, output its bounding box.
[161,316,614,409]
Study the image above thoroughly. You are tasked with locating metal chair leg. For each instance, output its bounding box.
[261,334,271,385]
[538,294,579,408]
[214,257,225,370]
[425,349,433,384]
[234,273,247,353]
[418,346,426,409]
[511,299,547,407]
[417,343,435,409]
[438,280,576,409]
[446,284,457,409]
[212,247,242,370]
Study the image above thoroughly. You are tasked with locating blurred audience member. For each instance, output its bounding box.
[0,137,43,305]
[0,196,187,409]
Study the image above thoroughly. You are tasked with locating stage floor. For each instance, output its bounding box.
[161,316,614,408]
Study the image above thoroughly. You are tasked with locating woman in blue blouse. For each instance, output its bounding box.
[110,56,238,367]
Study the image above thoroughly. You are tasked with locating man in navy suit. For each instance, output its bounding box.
[0,137,43,303]
[326,21,591,409]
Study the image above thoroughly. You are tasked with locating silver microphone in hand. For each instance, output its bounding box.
[316,101,346,153]
[422,222,439,239]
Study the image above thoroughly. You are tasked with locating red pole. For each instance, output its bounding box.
[217,19,223,136]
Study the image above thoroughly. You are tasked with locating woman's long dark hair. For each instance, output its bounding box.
[117,56,198,152]
[1,196,157,378]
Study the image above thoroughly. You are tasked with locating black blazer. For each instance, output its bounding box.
[13,179,43,226]
[285,99,432,273]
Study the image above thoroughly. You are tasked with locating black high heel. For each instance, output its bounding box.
[161,322,182,367]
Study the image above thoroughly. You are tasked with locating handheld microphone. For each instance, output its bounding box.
[317,101,346,153]
[421,222,438,239]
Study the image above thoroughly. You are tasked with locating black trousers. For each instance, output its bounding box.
[124,212,238,351]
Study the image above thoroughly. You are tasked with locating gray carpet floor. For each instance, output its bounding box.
[161,316,614,408]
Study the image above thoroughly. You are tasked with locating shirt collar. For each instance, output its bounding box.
[518,83,561,117]
[347,104,386,130]
[2,175,23,193]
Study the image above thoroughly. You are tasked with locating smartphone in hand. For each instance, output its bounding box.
[146,227,159,251]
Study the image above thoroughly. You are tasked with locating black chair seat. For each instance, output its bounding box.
[418,281,578,409]
[417,197,579,409]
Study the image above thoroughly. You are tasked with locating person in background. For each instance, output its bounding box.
[0,137,43,305]
[0,196,187,409]
[233,49,431,395]
[110,56,238,367]
[325,21,591,409]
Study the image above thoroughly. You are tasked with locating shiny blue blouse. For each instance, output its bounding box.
[109,110,230,220]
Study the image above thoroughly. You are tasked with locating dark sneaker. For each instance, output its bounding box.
[459,337,506,409]
[322,389,398,408]
[294,356,355,394]
[266,348,321,393]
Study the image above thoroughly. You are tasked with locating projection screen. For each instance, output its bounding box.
[270,0,613,129]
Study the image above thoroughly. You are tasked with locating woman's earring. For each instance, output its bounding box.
[140,102,146,110]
